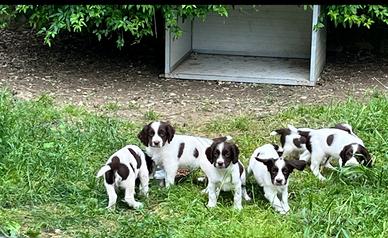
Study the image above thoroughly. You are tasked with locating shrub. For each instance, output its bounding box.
[0,5,387,49]
[0,5,228,48]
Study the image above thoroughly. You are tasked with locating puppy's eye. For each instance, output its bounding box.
[224,152,230,157]
[272,168,278,174]
[149,131,155,136]
[282,168,288,174]
[159,131,165,136]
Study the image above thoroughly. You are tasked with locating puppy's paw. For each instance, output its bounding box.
[244,195,251,201]
[283,206,290,214]
[278,209,288,215]
[201,188,209,194]
[197,176,207,183]
[233,204,243,211]
[132,202,144,209]
[207,202,217,208]
[318,175,327,181]
[140,189,149,197]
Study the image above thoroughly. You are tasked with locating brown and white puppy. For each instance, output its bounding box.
[138,121,231,188]
[96,145,149,209]
[270,123,359,161]
[270,125,308,159]
[247,144,306,214]
[204,140,250,210]
[299,128,372,181]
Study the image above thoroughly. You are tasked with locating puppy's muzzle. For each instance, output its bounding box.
[274,179,284,186]
[151,141,162,148]
[215,161,225,169]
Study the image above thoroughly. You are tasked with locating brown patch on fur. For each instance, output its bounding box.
[105,156,130,184]
[193,148,199,158]
[238,161,244,177]
[293,138,302,148]
[333,124,352,134]
[273,128,291,147]
[137,124,152,146]
[339,144,354,166]
[298,131,311,152]
[129,163,135,173]
[326,134,334,146]
[356,145,373,167]
[178,142,185,158]
[158,122,175,145]
[128,148,142,169]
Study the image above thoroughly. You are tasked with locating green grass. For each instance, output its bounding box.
[0,89,387,237]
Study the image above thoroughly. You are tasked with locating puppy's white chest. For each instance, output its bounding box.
[220,180,235,191]
[214,171,235,191]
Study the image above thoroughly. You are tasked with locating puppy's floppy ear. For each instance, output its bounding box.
[255,158,275,171]
[286,159,306,172]
[299,136,307,144]
[271,143,279,151]
[165,122,175,143]
[271,128,289,136]
[138,124,150,146]
[358,145,372,167]
[205,146,214,163]
[339,144,353,166]
[231,144,240,164]
[212,136,232,143]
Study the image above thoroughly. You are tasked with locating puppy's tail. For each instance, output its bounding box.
[270,130,279,136]
[270,129,288,136]
[213,135,233,143]
[96,165,111,178]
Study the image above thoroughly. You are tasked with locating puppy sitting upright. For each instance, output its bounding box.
[96,145,150,209]
[204,139,250,210]
[248,144,306,214]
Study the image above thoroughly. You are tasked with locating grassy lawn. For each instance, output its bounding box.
[0,89,387,238]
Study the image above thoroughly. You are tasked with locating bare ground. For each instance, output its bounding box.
[0,29,387,124]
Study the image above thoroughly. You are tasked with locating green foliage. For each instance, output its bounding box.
[325,5,388,29]
[1,5,387,48]
[0,5,228,49]
[0,88,387,237]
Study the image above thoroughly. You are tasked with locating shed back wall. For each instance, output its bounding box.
[192,5,313,59]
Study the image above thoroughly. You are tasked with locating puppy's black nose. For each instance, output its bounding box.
[154,141,160,146]
[275,179,283,184]
[217,162,224,166]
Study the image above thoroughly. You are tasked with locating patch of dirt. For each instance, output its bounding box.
[0,29,387,125]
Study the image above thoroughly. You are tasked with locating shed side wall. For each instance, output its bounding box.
[170,19,192,71]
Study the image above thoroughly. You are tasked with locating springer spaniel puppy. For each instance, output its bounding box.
[270,125,308,159]
[298,128,372,181]
[138,121,231,188]
[204,139,250,210]
[247,144,306,214]
[96,145,150,209]
[270,123,359,161]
